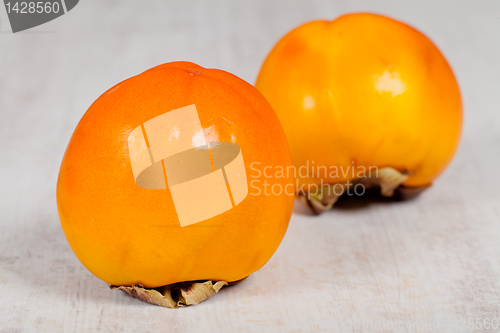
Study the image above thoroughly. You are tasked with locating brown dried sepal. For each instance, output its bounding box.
[299,167,428,214]
[111,280,228,308]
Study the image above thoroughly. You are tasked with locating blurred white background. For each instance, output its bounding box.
[1,1,500,332]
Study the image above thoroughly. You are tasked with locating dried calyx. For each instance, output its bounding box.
[111,280,228,308]
[298,167,430,214]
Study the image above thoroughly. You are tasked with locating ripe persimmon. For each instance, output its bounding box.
[57,62,294,299]
[256,13,462,210]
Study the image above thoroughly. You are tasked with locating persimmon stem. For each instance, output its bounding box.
[299,167,415,214]
[111,280,228,308]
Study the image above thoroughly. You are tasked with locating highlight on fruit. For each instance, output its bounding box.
[56,61,295,307]
[255,13,462,213]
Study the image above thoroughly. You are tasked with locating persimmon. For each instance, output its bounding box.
[57,62,294,305]
[255,13,462,211]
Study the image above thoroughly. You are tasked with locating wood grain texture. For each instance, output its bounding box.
[1,1,499,332]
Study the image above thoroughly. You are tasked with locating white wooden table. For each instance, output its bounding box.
[1,1,499,332]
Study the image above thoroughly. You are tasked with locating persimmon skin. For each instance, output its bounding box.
[57,62,294,288]
[256,13,462,189]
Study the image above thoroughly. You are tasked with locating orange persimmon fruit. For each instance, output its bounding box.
[57,62,294,289]
[256,13,462,195]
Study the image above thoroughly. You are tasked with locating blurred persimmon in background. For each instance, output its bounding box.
[57,62,294,293]
[256,13,462,211]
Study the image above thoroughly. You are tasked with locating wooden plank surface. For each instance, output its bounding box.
[1,1,499,332]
